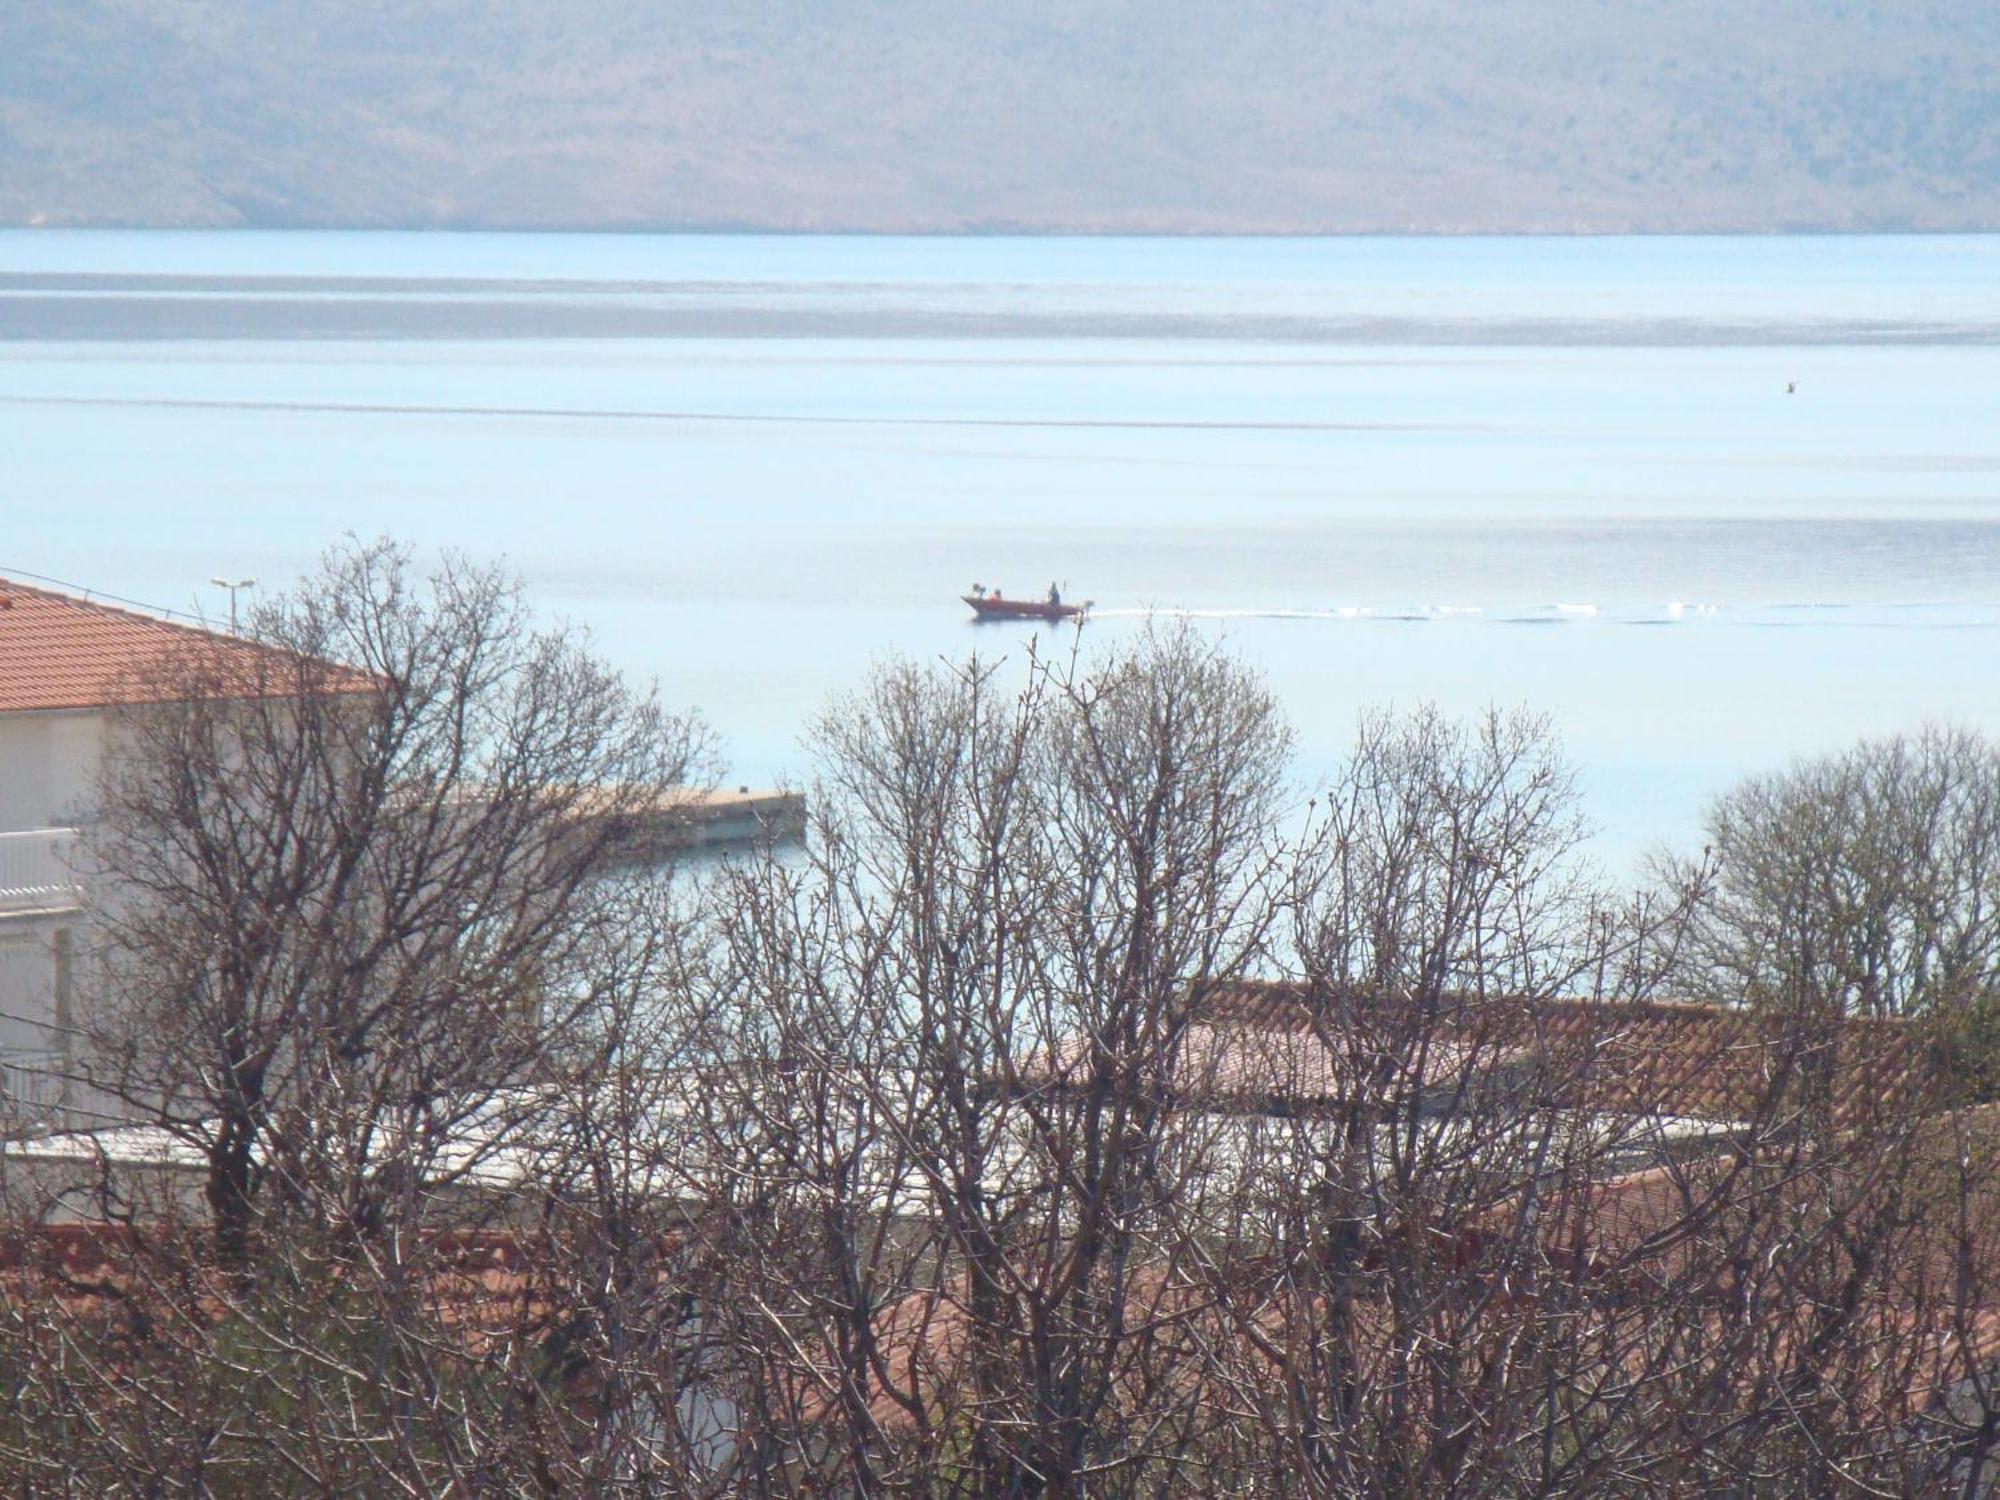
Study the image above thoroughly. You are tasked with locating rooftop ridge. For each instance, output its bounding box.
[0,570,374,714]
[0,569,236,639]
[1196,978,1931,1032]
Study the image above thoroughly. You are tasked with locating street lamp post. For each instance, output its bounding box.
[209,576,256,633]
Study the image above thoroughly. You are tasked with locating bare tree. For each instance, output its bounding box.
[1171,714,2000,1497]
[656,625,1292,1495]
[73,538,711,1260]
[1664,725,2000,1024]
[1161,707,1623,1496]
[634,689,2000,1498]
[8,616,2000,1496]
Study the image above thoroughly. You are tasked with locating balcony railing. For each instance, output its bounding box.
[0,1048,68,1123]
[0,829,84,915]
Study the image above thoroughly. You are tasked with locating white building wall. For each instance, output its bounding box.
[0,918,76,1121]
[0,710,104,1123]
[0,711,106,833]
[0,925,58,1046]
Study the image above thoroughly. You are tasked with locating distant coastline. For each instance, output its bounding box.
[9,0,1998,242]
[9,219,1999,238]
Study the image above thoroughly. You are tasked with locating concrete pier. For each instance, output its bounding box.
[652,787,806,850]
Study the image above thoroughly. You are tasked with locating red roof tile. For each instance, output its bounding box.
[1189,981,1942,1127]
[1020,1018,1485,1114]
[0,577,368,713]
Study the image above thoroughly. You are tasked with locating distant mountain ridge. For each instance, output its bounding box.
[3,0,1997,233]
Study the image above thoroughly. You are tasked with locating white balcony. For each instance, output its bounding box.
[0,1049,67,1122]
[0,829,84,916]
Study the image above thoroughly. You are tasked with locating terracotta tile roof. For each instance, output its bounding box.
[819,1111,2000,1441]
[1188,981,1943,1127]
[1527,995,1932,1127]
[0,1224,692,1351]
[1019,1018,1482,1114]
[0,576,371,713]
[1549,1101,2000,1271]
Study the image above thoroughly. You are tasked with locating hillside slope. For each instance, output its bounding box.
[3,0,1996,232]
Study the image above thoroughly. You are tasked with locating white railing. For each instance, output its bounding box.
[0,829,83,915]
[0,1048,67,1123]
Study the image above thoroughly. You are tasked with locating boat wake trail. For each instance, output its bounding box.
[1091,605,1389,622]
[1088,601,2000,630]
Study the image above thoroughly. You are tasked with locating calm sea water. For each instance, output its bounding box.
[3,232,1998,869]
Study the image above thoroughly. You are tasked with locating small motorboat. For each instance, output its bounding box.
[963,584,1089,623]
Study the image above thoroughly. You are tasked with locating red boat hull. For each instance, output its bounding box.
[964,595,1086,623]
